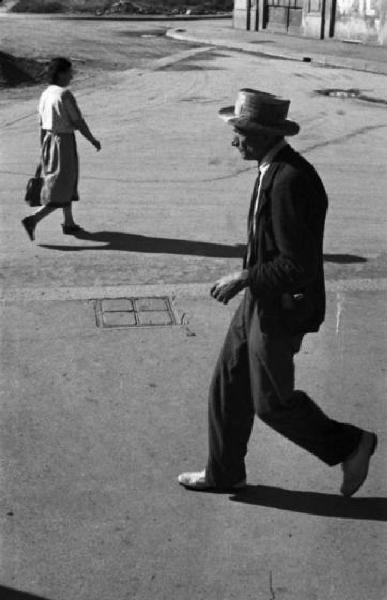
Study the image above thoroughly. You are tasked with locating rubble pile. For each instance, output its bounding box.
[8,0,232,16]
[0,51,47,86]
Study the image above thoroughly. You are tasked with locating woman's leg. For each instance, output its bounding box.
[32,204,57,224]
[63,204,76,227]
[22,204,57,240]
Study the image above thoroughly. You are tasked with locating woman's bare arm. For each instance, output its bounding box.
[73,118,101,151]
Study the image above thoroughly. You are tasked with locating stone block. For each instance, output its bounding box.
[137,311,173,326]
[135,297,169,312]
[102,311,137,327]
[102,298,134,312]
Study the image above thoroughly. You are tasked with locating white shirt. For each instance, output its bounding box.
[38,85,82,133]
[252,139,288,235]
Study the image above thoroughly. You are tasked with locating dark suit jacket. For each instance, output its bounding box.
[244,144,328,335]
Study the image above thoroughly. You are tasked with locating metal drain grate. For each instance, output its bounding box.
[315,88,361,99]
[95,297,179,328]
[315,88,387,105]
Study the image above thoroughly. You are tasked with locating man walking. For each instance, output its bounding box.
[178,89,377,497]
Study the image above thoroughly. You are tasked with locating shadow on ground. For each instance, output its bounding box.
[0,586,51,600]
[39,231,246,257]
[323,253,367,263]
[39,231,369,264]
[230,485,387,521]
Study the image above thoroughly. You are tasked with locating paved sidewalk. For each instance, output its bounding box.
[167,18,387,75]
[1,285,386,600]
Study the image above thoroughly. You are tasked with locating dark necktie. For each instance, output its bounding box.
[245,171,261,268]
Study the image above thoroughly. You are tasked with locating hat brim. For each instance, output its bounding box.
[218,106,300,137]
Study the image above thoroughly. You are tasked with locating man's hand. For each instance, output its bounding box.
[210,271,249,305]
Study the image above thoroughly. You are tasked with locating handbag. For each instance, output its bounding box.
[25,163,43,207]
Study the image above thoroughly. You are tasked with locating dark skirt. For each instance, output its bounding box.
[40,131,79,207]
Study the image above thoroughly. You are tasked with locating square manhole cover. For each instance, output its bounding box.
[95,296,179,328]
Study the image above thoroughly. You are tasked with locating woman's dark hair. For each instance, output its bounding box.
[47,57,72,85]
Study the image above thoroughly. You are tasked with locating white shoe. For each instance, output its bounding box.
[178,470,246,491]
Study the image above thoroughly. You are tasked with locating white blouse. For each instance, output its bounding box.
[38,85,82,133]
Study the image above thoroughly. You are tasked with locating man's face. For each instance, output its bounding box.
[231,129,272,162]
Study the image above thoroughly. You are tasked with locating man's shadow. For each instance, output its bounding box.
[39,231,368,264]
[40,230,245,258]
[230,485,387,521]
[323,253,367,264]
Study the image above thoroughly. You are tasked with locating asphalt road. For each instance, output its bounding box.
[0,16,199,102]
[1,16,387,290]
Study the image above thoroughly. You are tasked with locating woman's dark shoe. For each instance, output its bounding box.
[62,224,84,235]
[21,217,36,241]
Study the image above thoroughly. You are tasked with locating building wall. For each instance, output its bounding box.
[234,0,387,43]
[333,0,381,42]
[302,0,325,38]
[233,0,260,30]
[381,0,387,42]
[233,0,249,29]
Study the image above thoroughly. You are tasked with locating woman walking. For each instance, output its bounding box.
[22,57,101,241]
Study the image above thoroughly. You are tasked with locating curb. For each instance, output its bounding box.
[2,279,387,303]
[166,28,387,75]
[59,14,233,22]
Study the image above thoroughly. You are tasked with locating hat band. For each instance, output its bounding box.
[236,105,289,127]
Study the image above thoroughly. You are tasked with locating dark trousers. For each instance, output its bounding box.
[205,290,362,486]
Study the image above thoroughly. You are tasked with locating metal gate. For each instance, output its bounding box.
[262,0,303,33]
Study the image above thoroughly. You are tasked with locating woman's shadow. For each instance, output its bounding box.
[229,485,387,521]
[40,230,246,258]
[0,586,51,600]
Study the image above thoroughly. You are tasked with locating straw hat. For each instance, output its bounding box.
[219,89,300,136]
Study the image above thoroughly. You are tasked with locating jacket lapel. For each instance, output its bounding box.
[256,162,280,219]
[256,145,293,219]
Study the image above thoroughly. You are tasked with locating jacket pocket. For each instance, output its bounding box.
[281,292,316,333]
